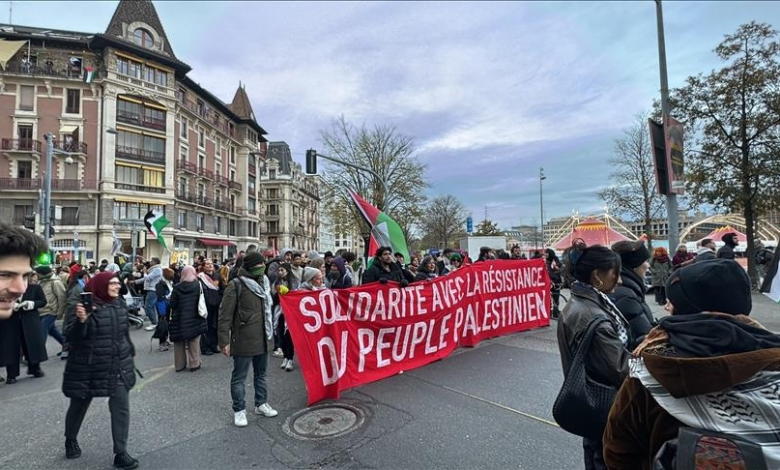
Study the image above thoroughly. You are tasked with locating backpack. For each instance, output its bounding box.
[653,427,767,470]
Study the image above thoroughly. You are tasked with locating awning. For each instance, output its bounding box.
[197,238,235,247]
[59,125,78,134]
[0,39,28,70]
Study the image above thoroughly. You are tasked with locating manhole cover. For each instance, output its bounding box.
[283,403,365,440]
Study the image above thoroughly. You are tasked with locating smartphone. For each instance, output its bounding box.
[80,292,94,314]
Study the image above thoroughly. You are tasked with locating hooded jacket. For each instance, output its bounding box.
[695,247,716,262]
[168,280,207,342]
[218,268,272,356]
[329,258,353,289]
[609,267,655,348]
[38,272,67,318]
[603,314,780,470]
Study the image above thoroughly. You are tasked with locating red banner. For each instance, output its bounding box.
[279,259,551,404]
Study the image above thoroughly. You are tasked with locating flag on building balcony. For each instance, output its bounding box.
[760,248,780,303]
[144,210,170,251]
[347,189,409,265]
[83,66,95,83]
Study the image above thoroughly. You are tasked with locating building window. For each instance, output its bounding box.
[143,107,166,130]
[65,89,80,114]
[13,205,33,225]
[196,212,205,231]
[248,198,256,213]
[180,145,188,160]
[230,169,236,182]
[198,154,205,170]
[229,219,236,236]
[230,194,236,212]
[268,188,279,199]
[178,177,187,196]
[61,207,79,225]
[17,161,32,179]
[215,188,222,204]
[17,125,34,150]
[230,146,236,164]
[180,118,188,139]
[19,85,34,111]
[113,202,163,221]
[335,240,340,248]
[269,169,276,180]
[197,184,205,200]
[215,162,222,177]
[116,130,165,164]
[178,210,187,229]
[216,138,222,158]
[248,176,256,194]
[115,164,165,193]
[198,128,205,148]
[215,216,222,233]
[133,28,154,48]
[267,221,279,233]
[117,98,142,123]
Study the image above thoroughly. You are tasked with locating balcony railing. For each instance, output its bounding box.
[215,174,230,187]
[52,179,97,191]
[4,60,98,81]
[213,200,232,212]
[178,98,236,138]
[116,145,165,164]
[228,180,242,190]
[143,115,166,130]
[118,110,167,131]
[176,159,198,174]
[197,167,214,179]
[115,182,165,194]
[117,109,142,125]
[2,138,42,153]
[53,140,87,154]
[0,178,41,190]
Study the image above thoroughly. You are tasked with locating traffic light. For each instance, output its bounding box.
[36,250,53,266]
[23,214,35,230]
[305,149,317,175]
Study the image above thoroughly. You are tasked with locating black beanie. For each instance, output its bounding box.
[34,265,52,276]
[618,244,651,269]
[666,259,751,316]
[242,252,265,270]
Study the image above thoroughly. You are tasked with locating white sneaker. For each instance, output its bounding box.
[271,348,283,357]
[144,324,156,331]
[255,403,278,417]
[234,409,248,427]
[285,360,294,372]
[280,358,289,369]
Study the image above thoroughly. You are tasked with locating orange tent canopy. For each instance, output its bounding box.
[697,225,747,244]
[552,218,630,250]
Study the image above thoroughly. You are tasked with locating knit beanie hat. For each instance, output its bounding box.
[721,232,738,244]
[616,243,650,269]
[302,267,320,283]
[308,250,322,260]
[666,259,751,316]
[69,263,82,277]
[34,265,52,276]
[242,252,265,270]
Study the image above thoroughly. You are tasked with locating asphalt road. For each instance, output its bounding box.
[1,292,778,470]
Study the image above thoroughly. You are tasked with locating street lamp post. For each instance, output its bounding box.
[540,167,546,249]
[42,134,55,242]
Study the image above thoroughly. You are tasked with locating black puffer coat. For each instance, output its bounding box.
[168,280,207,342]
[62,298,136,398]
[609,268,656,349]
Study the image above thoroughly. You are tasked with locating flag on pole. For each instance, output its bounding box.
[110,229,123,256]
[760,248,780,304]
[347,189,409,264]
[144,210,170,250]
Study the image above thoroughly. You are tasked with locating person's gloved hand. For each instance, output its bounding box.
[21,300,35,311]
[400,279,409,288]
[379,277,388,285]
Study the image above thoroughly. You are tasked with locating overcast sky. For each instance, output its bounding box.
[7,1,780,229]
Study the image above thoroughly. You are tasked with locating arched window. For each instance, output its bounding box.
[133,28,154,48]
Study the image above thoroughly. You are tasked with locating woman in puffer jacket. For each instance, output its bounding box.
[168,266,207,372]
[62,271,138,469]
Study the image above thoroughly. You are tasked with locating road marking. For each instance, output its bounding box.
[407,374,560,428]
[133,365,174,393]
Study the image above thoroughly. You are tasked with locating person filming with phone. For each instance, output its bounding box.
[62,271,139,469]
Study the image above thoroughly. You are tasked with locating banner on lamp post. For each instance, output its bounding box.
[279,259,551,405]
[665,116,685,194]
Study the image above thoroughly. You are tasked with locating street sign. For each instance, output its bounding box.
[466,216,473,234]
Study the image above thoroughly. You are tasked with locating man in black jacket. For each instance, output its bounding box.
[362,247,412,286]
[717,232,739,260]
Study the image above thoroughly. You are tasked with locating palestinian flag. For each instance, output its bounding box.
[83,66,95,83]
[347,189,409,264]
[760,247,780,303]
[144,209,170,250]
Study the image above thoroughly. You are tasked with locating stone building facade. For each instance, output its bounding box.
[0,0,268,264]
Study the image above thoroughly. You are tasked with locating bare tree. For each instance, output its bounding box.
[598,113,667,244]
[420,195,468,248]
[673,21,780,288]
[319,116,428,244]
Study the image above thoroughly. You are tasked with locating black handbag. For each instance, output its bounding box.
[553,316,618,440]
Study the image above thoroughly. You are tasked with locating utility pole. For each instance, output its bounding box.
[539,167,546,248]
[42,134,54,242]
[655,0,679,250]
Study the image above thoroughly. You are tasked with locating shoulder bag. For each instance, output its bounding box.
[197,282,208,319]
[552,316,618,440]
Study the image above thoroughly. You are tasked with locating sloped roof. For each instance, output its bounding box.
[552,217,631,250]
[697,225,748,243]
[105,0,178,60]
[267,142,293,175]
[230,85,256,121]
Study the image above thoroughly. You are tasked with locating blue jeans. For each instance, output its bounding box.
[40,314,65,346]
[230,354,268,412]
[144,291,158,325]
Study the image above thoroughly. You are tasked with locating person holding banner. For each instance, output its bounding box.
[274,263,296,371]
[218,252,277,427]
[362,247,411,286]
[556,244,630,470]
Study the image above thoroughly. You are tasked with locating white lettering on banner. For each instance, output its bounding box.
[318,331,348,386]
[357,328,374,373]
